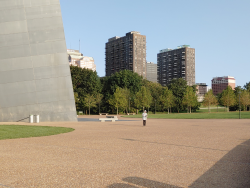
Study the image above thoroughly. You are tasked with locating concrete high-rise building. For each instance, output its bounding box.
[157,45,195,86]
[67,49,96,71]
[211,76,235,95]
[0,0,77,122]
[196,83,208,102]
[146,62,157,82]
[105,31,146,78]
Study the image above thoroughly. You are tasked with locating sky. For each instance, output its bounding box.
[60,0,250,88]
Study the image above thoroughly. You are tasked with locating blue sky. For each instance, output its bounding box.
[60,0,250,87]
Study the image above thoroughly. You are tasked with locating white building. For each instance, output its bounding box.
[76,57,96,72]
[67,49,96,71]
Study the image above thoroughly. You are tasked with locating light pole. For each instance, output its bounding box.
[239,91,241,119]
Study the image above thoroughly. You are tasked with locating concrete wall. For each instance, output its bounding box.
[0,0,77,122]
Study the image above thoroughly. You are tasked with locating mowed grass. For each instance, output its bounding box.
[0,125,74,140]
[124,111,250,119]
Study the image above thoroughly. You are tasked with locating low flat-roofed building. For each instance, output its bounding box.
[211,76,235,95]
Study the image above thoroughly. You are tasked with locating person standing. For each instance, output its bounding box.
[142,110,147,126]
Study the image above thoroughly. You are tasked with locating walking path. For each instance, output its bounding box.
[0,116,250,187]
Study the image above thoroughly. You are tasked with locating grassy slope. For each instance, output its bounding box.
[0,125,74,140]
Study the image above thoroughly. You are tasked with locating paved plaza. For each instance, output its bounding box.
[1,116,250,187]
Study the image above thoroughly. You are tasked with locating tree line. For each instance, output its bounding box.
[203,83,250,112]
[70,66,250,115]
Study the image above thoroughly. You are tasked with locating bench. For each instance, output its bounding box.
[99,118,116,122]
[78,111,83,115]
[99,113,109,115]
[106,116,118,120]
[127,113,135,115]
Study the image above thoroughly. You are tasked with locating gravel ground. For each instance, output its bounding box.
[0,115,250,188]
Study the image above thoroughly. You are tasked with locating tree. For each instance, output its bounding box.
[122,88,131,114]
[240,90,250,111]
[168,78,188,113]
[244,82,250,92]
[95,93,103,114]
[70,66,101,111]
[134,86,152,112]
[159,87,174,114]
[101,70,143,113]
[108,87,127,115]
[220,86,236,112]
[145,81,163,113]
[203,90,218,112]
[182,86,198,113]
[84,94,96,115]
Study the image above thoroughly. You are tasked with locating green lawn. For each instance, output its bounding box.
[0,125,74,140]
[123,111,250,119]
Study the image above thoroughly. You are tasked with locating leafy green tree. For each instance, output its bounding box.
[240,90,250,111]
[182,86,198,113]
[84,94,96,115]
[70,66,101,111]
[108,87,127,115]
[168,78,188,113]
[159,87,174,114]
[134,86,152,112]
[145,81,163,113]
[220,86,236,112]
[244,82,250,92]
[203,90,218,112]
[101,70,143,113]
[123,88,131,114]
[95,93,103,114]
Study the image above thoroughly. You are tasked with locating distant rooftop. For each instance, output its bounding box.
[159,45,191,53]
[108,31,142,42]
[196,83,207,86]
[212,76,235,80]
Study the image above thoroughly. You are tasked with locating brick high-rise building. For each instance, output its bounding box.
[105,31,146,78]
[211,76,235,95]
[157,45,195,86]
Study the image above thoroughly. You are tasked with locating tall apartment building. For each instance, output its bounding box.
[146,62,157,82]
[67,49,96,71]
[211,76,235,95]
[157,45,195,86]
[105,31,146,78]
